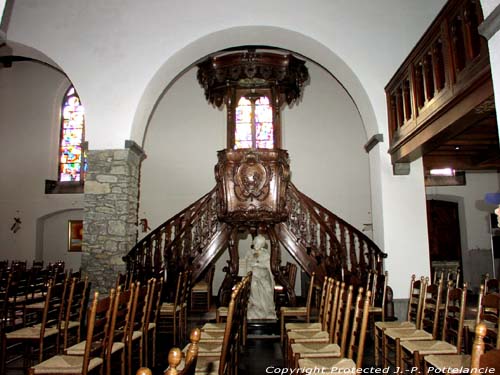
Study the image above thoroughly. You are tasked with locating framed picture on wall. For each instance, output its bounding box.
[68,220,83,252]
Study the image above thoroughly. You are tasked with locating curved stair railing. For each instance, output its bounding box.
[123,187,229,295]
[276,183,387,286]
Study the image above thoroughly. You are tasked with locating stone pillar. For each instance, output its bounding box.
[81,140,146,293]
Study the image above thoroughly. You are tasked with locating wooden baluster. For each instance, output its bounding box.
[402,79,412,121]
[450,17,466,73]
[431,39,446,91]
[463,0,481,61]
[395,88,404,127]
[414,62,425,109]
[423,53,435,101]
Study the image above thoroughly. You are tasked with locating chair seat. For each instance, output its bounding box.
[425,354,471,369]
[288,330,329,343]
[160,302,181,313]
[200,331,225,343]
[148,322,156,331]
[291,342,341,358]
[178,356,219,375]
[299,357,357,374]
[369,306,383,313]
[375,321,415,330]
[65,340,102,356]
[281,306,308,315]
[30,354,103,374]
[463,319,496,331]
[5,326,58,339]
[401,340,458,355]
[183,342,222,356]
[192,282,209,291]
[60,321,80,330]
[201,323,226,332]
[286,322,322,332]
[132,330,142,341]
[25,301,45,310]
[384,328,433,340]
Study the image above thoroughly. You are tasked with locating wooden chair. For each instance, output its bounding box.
[105,285,132,375]
[145,277,163,368]
[280,272,316,344]
[191,265,215,312]
[188,275,251,365]
[284,276,330,335]
[463,285,500,352]
[193,282,244,375]
[61,276,90,351]
[425,322,500,374]
[375,275,426,367]
[400,282,468,372]
[285,280,341,367]
[127,280,154,374]
[382,277,443,372]
[290,285,355,368]
[28,291,106,375]
[159,272,185,345]
[1,280,64,373]
[483,274,499,294]
[298,289,372,373]
[368,270,388,322]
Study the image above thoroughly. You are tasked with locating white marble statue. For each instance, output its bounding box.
[245,234,277,320]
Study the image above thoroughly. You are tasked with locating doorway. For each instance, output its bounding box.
[426,199,463,274]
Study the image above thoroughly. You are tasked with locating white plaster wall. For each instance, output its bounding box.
[284,64,371,231]
[426,172,500,289]
[41,210,83,271]
[0,61,84,261]
[481,0,500,17]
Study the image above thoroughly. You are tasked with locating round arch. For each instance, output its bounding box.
[131,26,378,147]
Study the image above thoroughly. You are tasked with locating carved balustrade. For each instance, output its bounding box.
[280,184,386,287]
[123,188,221,292]
[386,0,490,164]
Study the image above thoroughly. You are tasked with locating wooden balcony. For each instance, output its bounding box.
[386,0,497,172]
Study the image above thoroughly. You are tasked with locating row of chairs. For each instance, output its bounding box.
[376,274,500,374]
[29,275,164,375]
[0,263,72,331]
[279,270,388,346]
[1,273,89,373]
[283,276,372,371]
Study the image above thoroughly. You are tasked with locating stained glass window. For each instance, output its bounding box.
[234,95,273,149]
[59,87,85,182]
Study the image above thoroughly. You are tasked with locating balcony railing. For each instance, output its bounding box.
[386,0,491,164]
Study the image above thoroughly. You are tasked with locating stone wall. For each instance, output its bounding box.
[81,141,146,292]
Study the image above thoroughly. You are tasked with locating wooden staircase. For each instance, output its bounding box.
[124,183,386,304]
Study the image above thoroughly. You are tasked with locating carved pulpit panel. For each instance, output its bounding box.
[215,149,290,224]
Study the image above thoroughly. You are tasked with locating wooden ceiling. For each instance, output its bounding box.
[423,112,500,172]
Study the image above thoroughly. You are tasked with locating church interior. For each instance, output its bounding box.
[1,0,500,374]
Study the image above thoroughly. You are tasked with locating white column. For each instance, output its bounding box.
[369,143,430,300]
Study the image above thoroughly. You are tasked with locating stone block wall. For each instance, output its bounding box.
[81,141,146,293]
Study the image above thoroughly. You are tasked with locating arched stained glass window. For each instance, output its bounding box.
[59,87,85,182]
[234,95,273,149]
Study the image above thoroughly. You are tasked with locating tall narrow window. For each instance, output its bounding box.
[234,95,273,149]
[59,87,85,182]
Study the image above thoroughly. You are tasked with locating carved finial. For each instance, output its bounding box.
[185,328,201,364]
[165,348,182,375]
[470,323,487,369]
[136,368,152,375]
